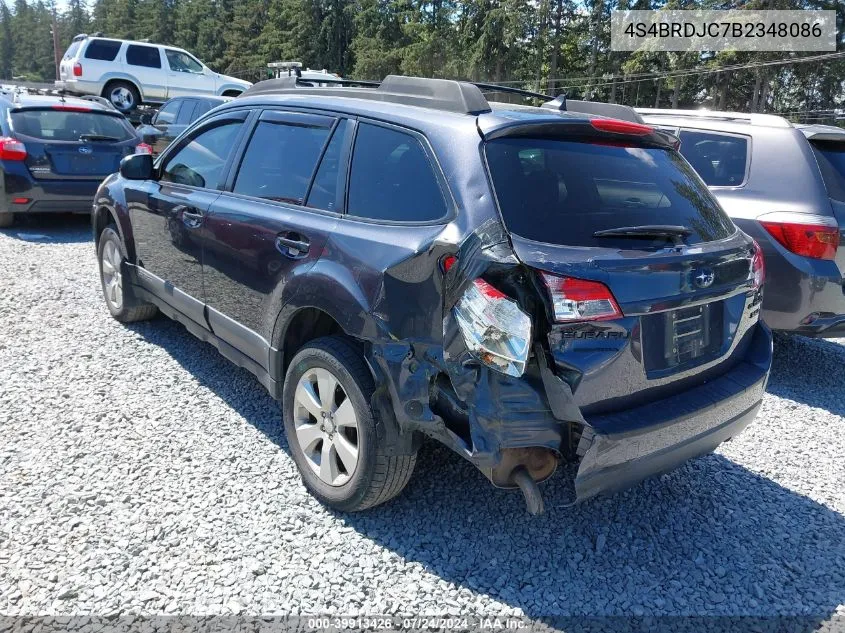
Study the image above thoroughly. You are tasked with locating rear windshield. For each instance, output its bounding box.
[810,141,845,202]
[485,138,735,247]
[11,109,135,142]
[63,41,81,61]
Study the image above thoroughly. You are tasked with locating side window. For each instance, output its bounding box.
[347,123,447,222]
[84,39,121,61]
[165,49,203,73]
[154,100,181,125]
[176,100,197,125]
[126,44,162,69]
[306,120,348,212]
[193,100,214,120]
[233,119,332,204]
[678,130,749,187]
[161,121,243,189]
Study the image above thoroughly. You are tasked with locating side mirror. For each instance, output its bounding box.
[139,113,153,125]
[120,153,154,180]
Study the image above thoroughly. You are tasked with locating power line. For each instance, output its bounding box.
[489,50,845,89]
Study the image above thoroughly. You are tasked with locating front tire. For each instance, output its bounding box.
[97,225,157,322]
[283,336,417,511]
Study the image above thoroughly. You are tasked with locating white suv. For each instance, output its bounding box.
[56,34,252,113]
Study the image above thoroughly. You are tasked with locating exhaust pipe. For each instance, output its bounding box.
[512,467,545,515]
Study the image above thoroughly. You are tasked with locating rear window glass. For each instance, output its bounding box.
[678,130,749,187]
[84,39,121,61]
[810,141,845,202]
[126,45,161,68]
[347,123,447,222]
[485,138,734,248]
[63,41,81,60]
[10,109,135,142]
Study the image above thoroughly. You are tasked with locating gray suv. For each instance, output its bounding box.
[639,108,845,337]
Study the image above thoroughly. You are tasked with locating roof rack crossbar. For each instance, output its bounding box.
[470,82,554,102]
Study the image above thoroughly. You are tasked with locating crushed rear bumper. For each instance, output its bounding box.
[575,324,771,501]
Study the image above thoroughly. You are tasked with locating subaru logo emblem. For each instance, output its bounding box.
[693,267,715,289]
[78,146,92,155]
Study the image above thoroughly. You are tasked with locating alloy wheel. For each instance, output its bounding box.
[293,367,360,486]
[109,86,134,110]
[101,239,123,311]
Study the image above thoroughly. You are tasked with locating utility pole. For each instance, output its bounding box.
[50,2,61,81]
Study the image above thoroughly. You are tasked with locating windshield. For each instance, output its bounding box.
[484,137,735,248]
[10,109,136,142]
[810,141,845,202]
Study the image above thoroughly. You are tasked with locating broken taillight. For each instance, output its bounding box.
[453,278,532,377]
[751,239,765,289]
[759,212,839,261]
[541,273,623,322]
[135,143,153,155]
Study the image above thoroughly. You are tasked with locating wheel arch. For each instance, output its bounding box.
[93,201,137,262]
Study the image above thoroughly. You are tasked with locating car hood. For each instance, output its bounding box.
[215,73,252,88]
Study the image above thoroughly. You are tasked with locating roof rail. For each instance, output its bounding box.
[241,75,491,115]
[636,107,791,128]
[241,74,641,121]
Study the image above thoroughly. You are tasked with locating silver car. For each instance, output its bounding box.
[56,34,251,113]
[639,108,845,337]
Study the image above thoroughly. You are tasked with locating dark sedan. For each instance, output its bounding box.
[136,95,229,156]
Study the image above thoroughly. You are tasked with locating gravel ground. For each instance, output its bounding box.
[1,216,844,623]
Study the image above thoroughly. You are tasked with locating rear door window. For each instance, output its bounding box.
[485,138,734,248]
[346,123,447,222]
[306,120,349,212]
[10,109,135,141]
[126,44,162,69]
[84,39,122,61]
[176,100,197,125]
[154,100,181,125]
[677,130,749,187]
[233,115,333,205]
[161,121,244,189]
[809,141,845,202]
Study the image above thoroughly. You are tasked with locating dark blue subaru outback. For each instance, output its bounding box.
[92,76,772,514]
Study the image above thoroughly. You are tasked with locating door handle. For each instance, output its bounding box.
[276,234,310,257]
[181,209,204,228]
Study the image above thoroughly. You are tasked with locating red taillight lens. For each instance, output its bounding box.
[0,137,27,161]
[441,254,457,272]
[590,118,653,136]
[751,239,765,289]
[73,62,82,77]
[541,273,623,322]
[135,143,153,155]
[759,212,839,261]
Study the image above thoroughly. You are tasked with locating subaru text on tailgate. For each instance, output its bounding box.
[91,76,772,514]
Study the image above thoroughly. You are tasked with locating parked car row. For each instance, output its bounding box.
[3,72,842,514]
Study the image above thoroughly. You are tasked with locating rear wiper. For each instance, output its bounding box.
[593,225,692,244]
[79,134,120,142]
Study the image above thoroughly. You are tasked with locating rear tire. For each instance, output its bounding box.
[0,212,13,228]
[282,336,417,512]
[103,80,140,113]
[97,225,157,322]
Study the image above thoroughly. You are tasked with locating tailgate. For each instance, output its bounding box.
[484,132,762,415]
